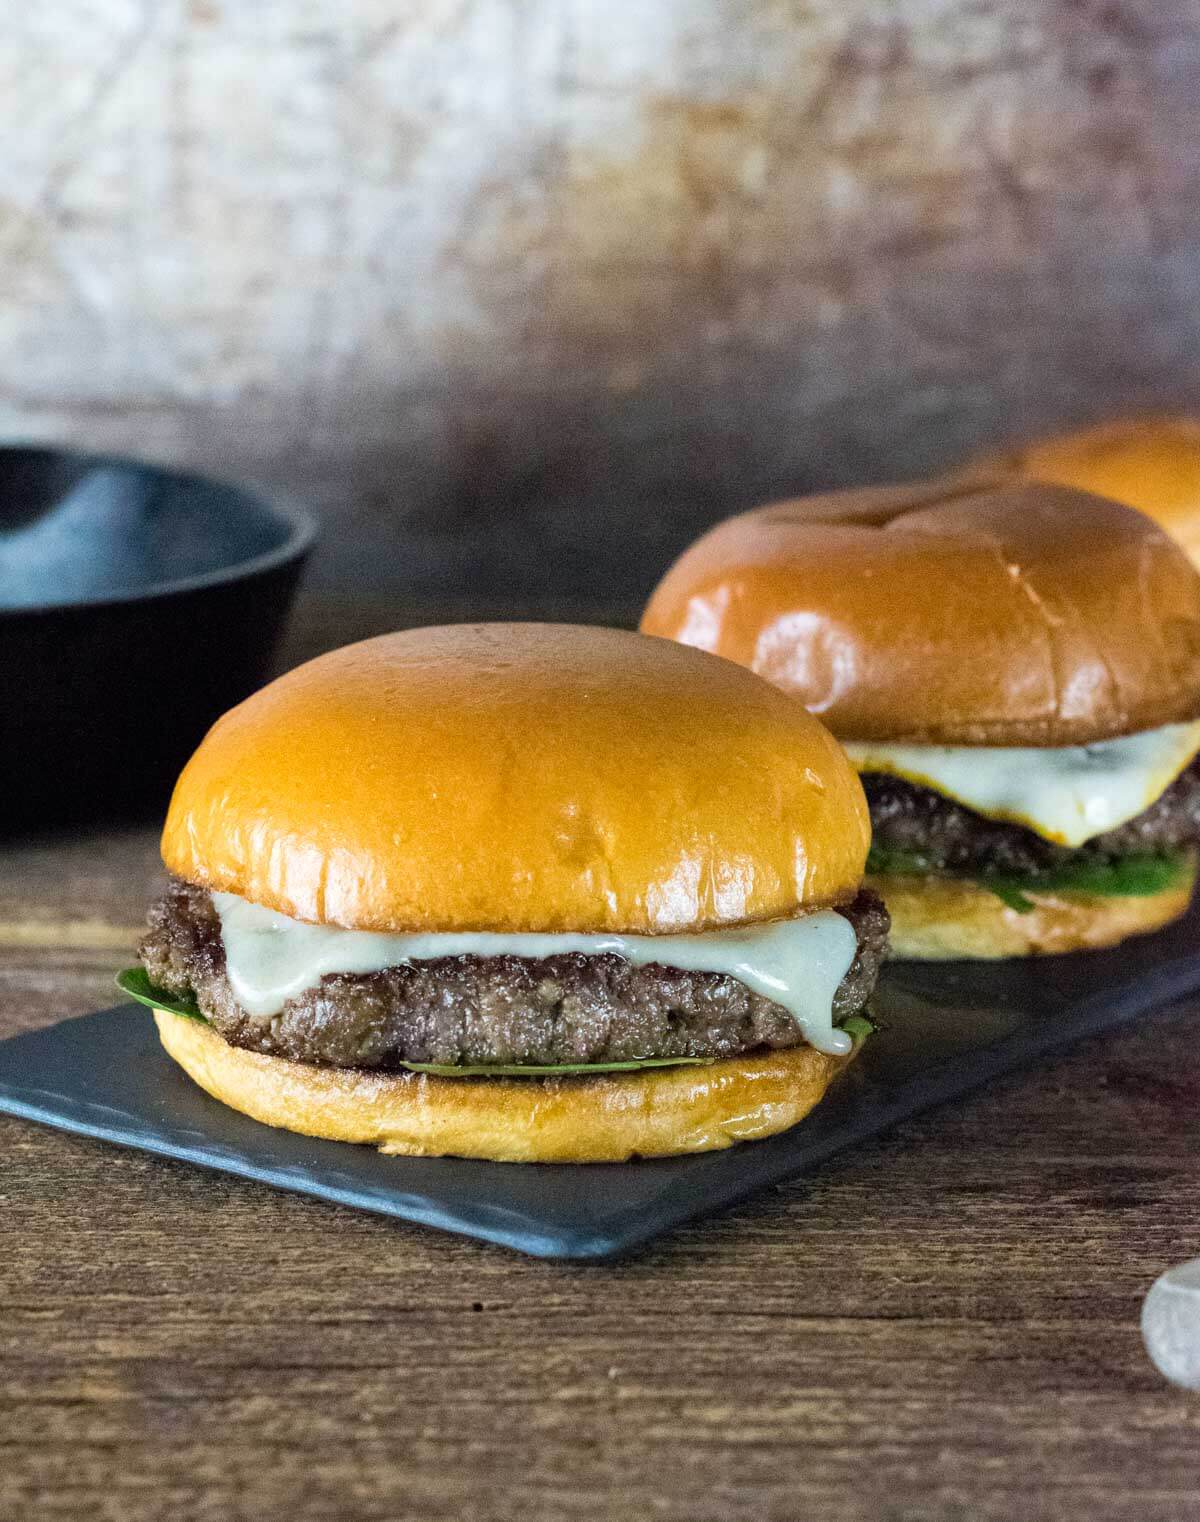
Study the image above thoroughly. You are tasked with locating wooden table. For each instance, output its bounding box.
[5,605,1200,1521]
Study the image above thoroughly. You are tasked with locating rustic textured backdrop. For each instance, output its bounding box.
[4,0,1200,620]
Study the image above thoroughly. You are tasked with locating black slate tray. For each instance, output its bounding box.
[2,901,1199,1260]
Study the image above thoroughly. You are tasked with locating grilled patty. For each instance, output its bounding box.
[865,759,1200,878]
[139,879,889,1070]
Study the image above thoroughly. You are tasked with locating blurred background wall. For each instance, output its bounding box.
[4,0,1200,627]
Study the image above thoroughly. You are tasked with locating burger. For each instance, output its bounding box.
[121,624,887,1162]
[640,482,1200,959]
[968,416,1200,572]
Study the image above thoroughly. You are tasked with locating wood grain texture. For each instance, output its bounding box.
[3,826,1200,1520]
[3,2,1200,619]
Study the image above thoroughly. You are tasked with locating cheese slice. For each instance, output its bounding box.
[213,892,859,1055]
[845,720,1200,848]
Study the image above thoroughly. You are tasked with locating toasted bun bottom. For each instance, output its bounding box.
[867,870,1195,960]
[154,1012,857,1163]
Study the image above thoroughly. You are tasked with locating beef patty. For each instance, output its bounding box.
[139,879,889,1070]
[865,759,1200,878]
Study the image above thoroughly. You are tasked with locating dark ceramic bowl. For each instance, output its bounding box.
[0,446,316,828]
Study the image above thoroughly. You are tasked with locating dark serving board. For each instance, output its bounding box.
[2,901,1199,1260]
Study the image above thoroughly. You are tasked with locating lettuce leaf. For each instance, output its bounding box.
[867,847,1193,916]
[398,1056,710,1076]
[866,845,935,877]
[116,966,206,1020]
[982,853,1193,914]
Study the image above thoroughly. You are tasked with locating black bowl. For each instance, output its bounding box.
[0,447,316,828]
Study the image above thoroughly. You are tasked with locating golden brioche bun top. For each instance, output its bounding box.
[975,417,1200,569]
[162,623,868,934]
[640,481,1200,746]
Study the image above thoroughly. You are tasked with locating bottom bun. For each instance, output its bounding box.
[155,1011,858,1163]
[867,869,1195,960]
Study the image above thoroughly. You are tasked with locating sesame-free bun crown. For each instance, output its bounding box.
[162,624,868,934]
[640,482,1200,746]
[974,417,1200,571]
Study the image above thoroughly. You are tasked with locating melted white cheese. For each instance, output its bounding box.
[213,892,859,1056]
[845,720,1200,848]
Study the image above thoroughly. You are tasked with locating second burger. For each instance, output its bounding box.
[642,481,1200,959]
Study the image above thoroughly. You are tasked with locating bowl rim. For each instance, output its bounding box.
[0,445,318,616]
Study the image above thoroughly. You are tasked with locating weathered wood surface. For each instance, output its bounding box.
[4,823,1200,1518]
[7,7,1200,1499]
[4,2,1200,617]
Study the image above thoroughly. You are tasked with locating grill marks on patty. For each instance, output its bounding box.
[864,759,1200,878]
[139,879,888,1071]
